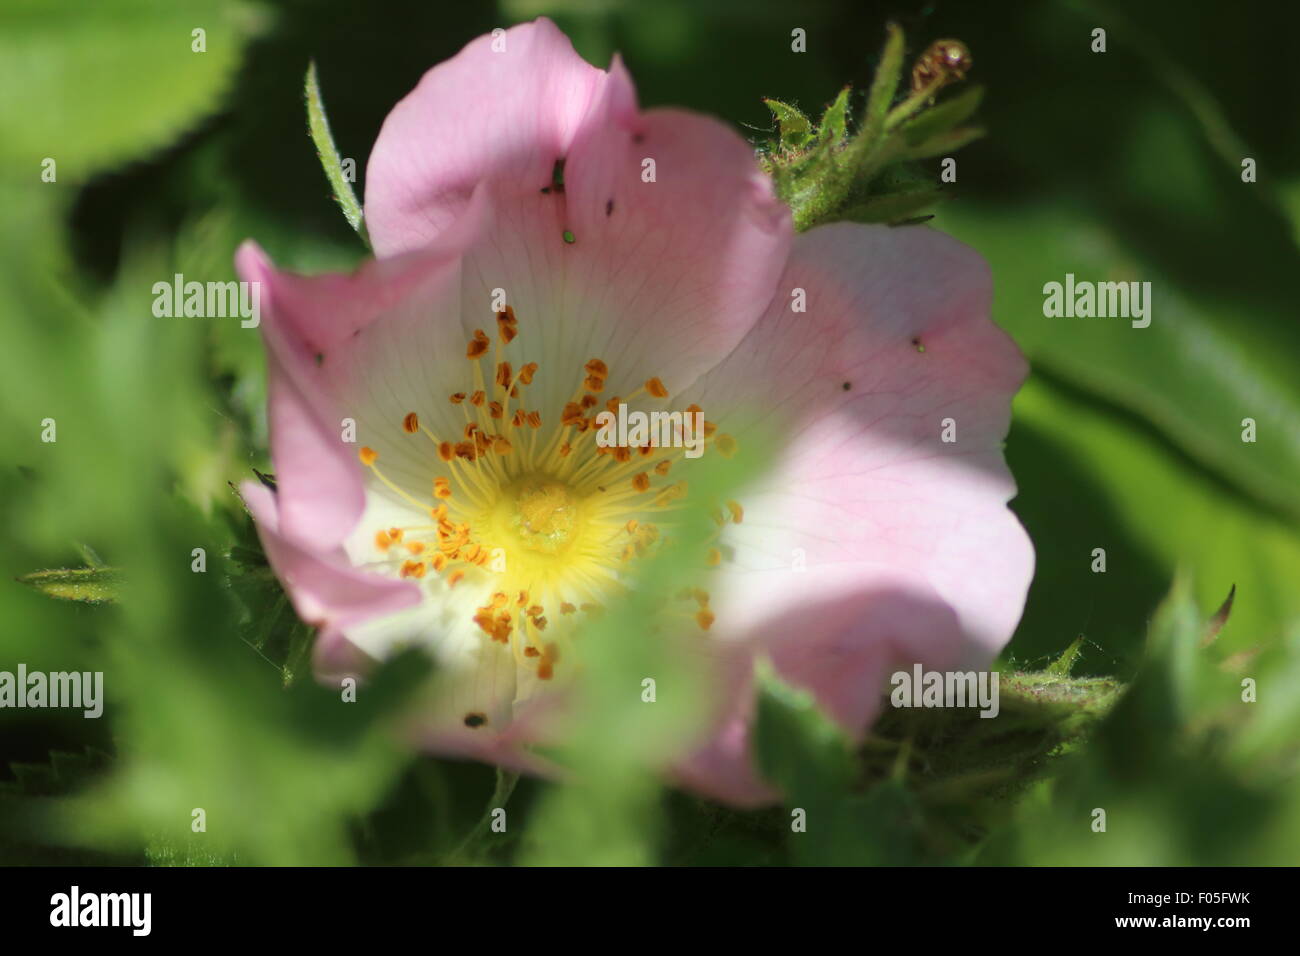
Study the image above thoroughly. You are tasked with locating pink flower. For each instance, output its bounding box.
[236,18,1033,805]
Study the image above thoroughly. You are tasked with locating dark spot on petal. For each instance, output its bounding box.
[841,381,851,391]
[463,712,488,728]
[540,186,551,194]
[633,132,645,144]
[911,337,926,353]
[606,198,614,216]
[551,157,566,193]
[314,352,324,366]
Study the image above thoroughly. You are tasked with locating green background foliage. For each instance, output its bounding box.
[1,0,1297,866]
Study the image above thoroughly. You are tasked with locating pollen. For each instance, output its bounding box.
[645,377,669,398]
[497,305,518,343]
[403,412,420,434]
[359,446,379,466]
[467,329,491,359]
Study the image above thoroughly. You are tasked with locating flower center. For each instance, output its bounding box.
[354,304,744,685]
[503,477,581,555]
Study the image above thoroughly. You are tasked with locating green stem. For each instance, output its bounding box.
[304,61,368,244]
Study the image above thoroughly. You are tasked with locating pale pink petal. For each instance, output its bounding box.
[672,572,967,804]
[686,223,1033,679]
[234,191,491,551]
[239,481,421,667]
[364,26,792,410]
[364,18,608,255]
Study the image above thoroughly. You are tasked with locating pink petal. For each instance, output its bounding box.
[364,18,608,255]
[667,224,1033,801]
[687,222,1033,666]
[364,28,792,407]
[233,195,488,552]
[239,481,422,673]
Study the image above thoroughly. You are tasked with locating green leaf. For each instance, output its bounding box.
[1047,635,1086,677]
[838,186,943,225]
[763,98,812,150]
[860,22,905,140]
[753,662,854,797]
[899,85,984,146]
[1006,376,1300,667]
[17,566,121,605]
[816,86,851,148]
[896,124,985,161]
[305,60,367,242]
[0,0,257,180]
[942,200,1300,525]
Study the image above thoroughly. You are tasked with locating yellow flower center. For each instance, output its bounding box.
[500,477,582,556]
[355,305,743,688]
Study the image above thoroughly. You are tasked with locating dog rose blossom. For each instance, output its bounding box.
[236,18,1033,805]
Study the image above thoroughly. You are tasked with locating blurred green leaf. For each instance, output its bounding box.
[17,566,121,605]
[0,0,260,181]
[900,84,983,146]
[753,663,854,796]
[1006,376,1300,668]
[982,579,1300,865]
[944,201,1300,525]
